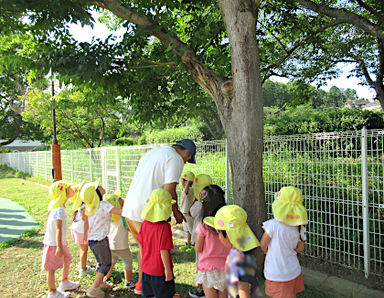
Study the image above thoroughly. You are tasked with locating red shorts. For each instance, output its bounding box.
[71,230,88,245]
[265,273,304,298]
[41,244,72,271]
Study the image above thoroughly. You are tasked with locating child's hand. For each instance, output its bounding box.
[187,180,193,187]
[164,268,173,281]
[55,247,63,258]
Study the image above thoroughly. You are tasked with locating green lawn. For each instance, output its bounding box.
[0,167,336,297]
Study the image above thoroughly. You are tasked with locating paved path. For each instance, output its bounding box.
[0,198,38,243]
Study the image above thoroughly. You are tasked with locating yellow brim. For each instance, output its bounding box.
[227,226,260,251]
[141,201,172,223]
[85,198,100,216]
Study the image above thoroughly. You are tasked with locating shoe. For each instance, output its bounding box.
[47,290,70,298]
[58,280,80,291]
[100,281,113,289]
[134,281,142,295]
[179,243,192,250]
[125,281,135,289]
[189,287,205,298]
[185,246,194,252]
[79,266,94,277]
[86,287,105,297]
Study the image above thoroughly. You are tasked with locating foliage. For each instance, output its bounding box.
[264,105,384,135]
[113,137,135,146]
[143,124,204,145]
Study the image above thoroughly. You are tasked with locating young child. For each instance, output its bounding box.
[137,188,175,298]
[41,181,80,298]
[80,181,123,298]
[260,186,308,298]
[189,174,212,298]
[179,171,195,250]
[204,205,263,298]
[194,185,230,298]
[103,191,135,289]
[70,181,94,277]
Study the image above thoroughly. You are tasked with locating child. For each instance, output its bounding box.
[204,205,263,298]
[80,181,123,298]
[70,181,94,277]
[103,191,135,289]
[137,188,175,298]
[260,186,308,298]
[189,174,212,298]
[179,171,195,250]
[41,181,80,298]
[194,185,230,298]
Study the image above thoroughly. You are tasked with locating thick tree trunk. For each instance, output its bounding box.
[217,0,267,270]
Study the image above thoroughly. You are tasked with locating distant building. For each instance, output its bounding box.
[344,100,381,111]
[0,139,47,151]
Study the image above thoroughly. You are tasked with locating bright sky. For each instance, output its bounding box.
[69,17,375,101]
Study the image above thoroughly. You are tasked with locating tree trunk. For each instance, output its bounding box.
[217,0,267,269]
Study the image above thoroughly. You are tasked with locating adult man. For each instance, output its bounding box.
[121,138,196,294]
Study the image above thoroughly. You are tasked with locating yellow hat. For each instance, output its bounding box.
[180,171,195,182]
[80,181,100,216]
[141,188,172,223]
[193,174,212,200]
[103,190,122,223]
[204,205,260,251]
[48,180,71,211]
[70,181,86,211]
[272,186,308,226]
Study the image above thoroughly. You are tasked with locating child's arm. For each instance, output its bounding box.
[294,241,305,253]
[160,250,173,281]
[55,219,64,257]
[82,212,89,240]
[194,234,204,253]
[260,231,271,254]
[184,180,193,194]
[238,281,251,298]
[110,207,122,215]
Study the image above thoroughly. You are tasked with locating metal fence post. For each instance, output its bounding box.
[89,149,93,181]
[361,127,370,278]
[225,139,230,202]
[116,147,121,192]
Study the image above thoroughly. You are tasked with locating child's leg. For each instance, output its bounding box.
[62,260,70,281]
[79,244,88,270]
[93,272,105,288]
[47,270,56,291]
[202,286,219,298]
[124,269,133,283]
[187,231,192,244]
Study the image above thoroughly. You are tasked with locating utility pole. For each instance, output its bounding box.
[51,74,62,181]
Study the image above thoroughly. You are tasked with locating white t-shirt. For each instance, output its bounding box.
[70,204,85,234]
[180,188,194,214]
[190,200,203,242]
[88,201,114,241]
[43,206,68,246]
[122,146,184,222]
[108,218,129,250]
[263,219,306,282]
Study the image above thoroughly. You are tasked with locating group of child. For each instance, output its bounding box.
[42,170,308,298]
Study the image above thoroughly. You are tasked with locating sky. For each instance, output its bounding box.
[69,18,375,101]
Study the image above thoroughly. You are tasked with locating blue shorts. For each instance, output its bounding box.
[142,272,175,298]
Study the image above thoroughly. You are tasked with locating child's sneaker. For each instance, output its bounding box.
[79,266,94,277]
[47,290,70,298]
[179,243,192,250]
[86,287,105,297]
[100,281,113,289]
[189,287,205,298]
[124,281,136,289]
[58,280,80,291]
[134,281,142,295]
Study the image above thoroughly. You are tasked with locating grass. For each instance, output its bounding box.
[0,167,338,297]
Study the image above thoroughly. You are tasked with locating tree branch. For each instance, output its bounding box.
[293,0,384,41]
[355,0,384,24]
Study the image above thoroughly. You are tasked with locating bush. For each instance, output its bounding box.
[113,137,135,146]
[144,125,203,144]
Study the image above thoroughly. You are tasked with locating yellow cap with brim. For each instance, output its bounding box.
[272,186,308,226]
[48,181,71,211]
[204,205,260,251]
[180,171,195,182]
[103,190,122,223]
[193,174,212,200]
[141,188,172,223]
[70,181,86,211]
[80,181,100,216]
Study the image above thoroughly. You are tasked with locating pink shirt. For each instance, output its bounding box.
[195,222,230,271]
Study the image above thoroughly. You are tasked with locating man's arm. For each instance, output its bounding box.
[164,182,185,224]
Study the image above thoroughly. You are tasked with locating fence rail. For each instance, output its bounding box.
[1,129,383,278]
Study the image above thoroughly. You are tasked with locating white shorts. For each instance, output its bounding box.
[194,270,226,292]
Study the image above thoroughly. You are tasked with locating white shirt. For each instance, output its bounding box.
[122,146,184,222]
[180,188,194,214]
[88,201,114,241]
[43,206,68,246]
[70,204,85,234]
[190,200,203,242]
[263,219,306,281]
[108,218,129,250]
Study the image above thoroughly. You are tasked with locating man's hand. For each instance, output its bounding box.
[172,204,186,224]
